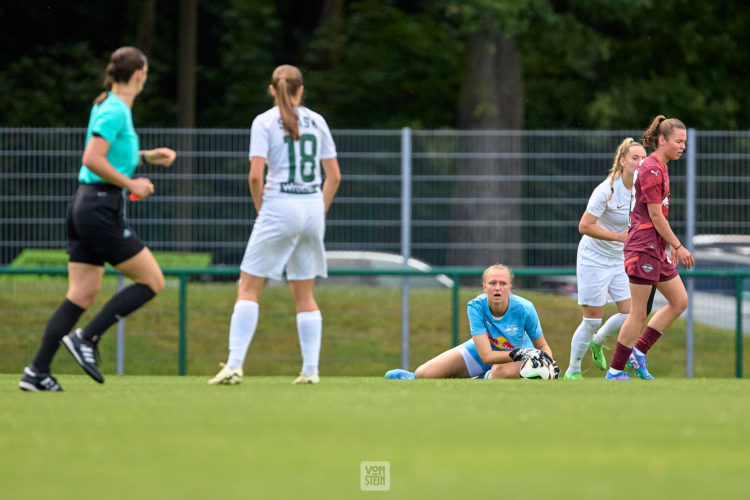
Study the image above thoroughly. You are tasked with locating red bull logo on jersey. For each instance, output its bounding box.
[487,333,515,350]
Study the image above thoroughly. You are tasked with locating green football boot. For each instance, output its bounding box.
[589,341,609,371]
[563,371,583,380]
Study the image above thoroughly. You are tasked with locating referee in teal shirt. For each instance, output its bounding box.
[20,46,176,392]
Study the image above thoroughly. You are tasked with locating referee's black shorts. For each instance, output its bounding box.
[66,183,145,266]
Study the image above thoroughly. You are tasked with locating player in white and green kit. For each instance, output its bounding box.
[564,138,646,379]
[209,65,341,386]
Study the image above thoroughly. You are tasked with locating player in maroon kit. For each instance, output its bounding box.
[605,116,695,380]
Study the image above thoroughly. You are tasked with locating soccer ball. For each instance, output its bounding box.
[519,355,559,380]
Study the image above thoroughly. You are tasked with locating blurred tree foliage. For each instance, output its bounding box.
[0,0,748,129]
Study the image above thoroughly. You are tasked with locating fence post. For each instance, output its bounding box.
[685,128,696,378]
[736,276,743,378]
[452,274,460,347]
[116,273,125,375]
[179,272,188,376]
[401,127,412,370]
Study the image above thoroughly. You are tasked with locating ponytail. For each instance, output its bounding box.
[93,46,147,105]
[605,137,641,201]
[642,115,685,149]
[93,73,113,105]
[270,65,303,141]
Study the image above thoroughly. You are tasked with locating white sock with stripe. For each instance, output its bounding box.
[226,300,259,370]
[592,313,628,345]
[297,310,322,376]
[567,317,602,373]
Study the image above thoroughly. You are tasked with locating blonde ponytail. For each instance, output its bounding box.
[271,65,303,141]
[605,137,642,202]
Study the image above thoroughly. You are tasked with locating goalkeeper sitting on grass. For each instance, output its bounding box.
[385,264,559,380]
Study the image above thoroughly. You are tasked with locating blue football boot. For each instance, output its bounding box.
[384,369,416,380]
[627,349,655,380]
[605,369,631,380]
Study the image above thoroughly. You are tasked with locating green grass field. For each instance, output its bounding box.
[2,375,749,499]
[3,275,749,498]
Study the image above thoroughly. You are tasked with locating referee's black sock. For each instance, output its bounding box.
[32,299,85,374]
[82,283,156,342]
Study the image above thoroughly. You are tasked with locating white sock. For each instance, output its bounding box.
[297,310,322,376]
[567,317,601,372]
[593,313,628,345]
[226,300,259,370]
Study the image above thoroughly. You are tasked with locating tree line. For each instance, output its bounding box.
[1,0,748,131]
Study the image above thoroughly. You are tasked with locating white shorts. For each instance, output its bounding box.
[240,195,327,281]
[456,340,491,378]
[576,260,630,306]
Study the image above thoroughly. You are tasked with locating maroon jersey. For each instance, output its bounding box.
[625,154,670,259]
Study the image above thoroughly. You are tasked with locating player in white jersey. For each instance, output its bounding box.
[209,65,341,386]
[564,138,646,379]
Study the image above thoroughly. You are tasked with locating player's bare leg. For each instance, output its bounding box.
[486,361,523,379]
[414,349,470,379]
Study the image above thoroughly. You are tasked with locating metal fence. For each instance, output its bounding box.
[1,127,749,269]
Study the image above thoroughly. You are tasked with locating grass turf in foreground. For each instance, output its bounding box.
[2,375,749,500]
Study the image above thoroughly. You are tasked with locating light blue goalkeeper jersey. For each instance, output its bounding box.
[460,293,543,374]
[467,293,542,350]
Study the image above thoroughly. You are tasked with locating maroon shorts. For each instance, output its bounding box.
[624,250,678,286]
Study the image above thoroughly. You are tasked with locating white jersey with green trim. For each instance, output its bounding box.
[249,106,337,198]
[577,176,630,265]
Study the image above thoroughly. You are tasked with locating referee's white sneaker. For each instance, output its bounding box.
[293,372,320,384]
[208,363,243,385]
[62,329,104,384]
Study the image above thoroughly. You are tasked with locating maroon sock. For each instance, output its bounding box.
[610,342,633,371]
[634,326,662,355]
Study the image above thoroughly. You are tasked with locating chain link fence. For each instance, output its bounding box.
[2,128,749,268]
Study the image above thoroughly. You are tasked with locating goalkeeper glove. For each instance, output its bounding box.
[508,348,553,363]
[551,361,561,379]
[545,357,561,379]
[507,348,538,362]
